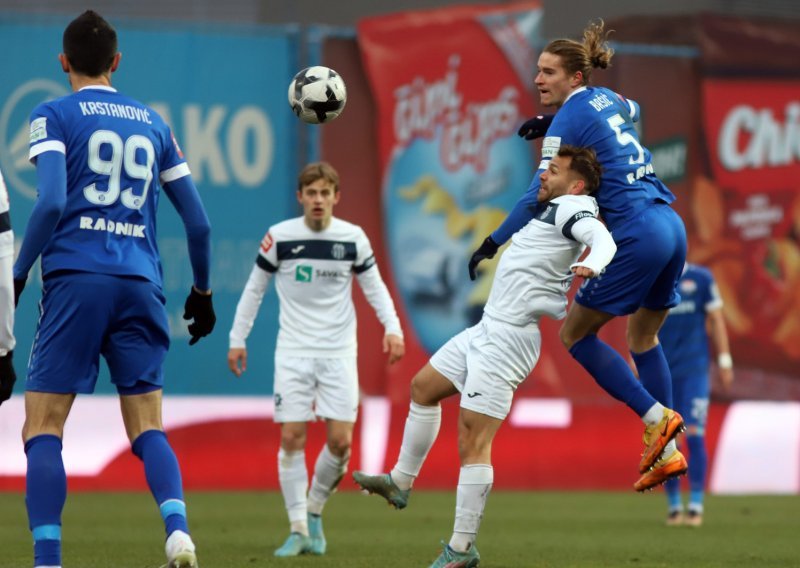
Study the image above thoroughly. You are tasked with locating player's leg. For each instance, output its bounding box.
[106,276,195,567]
[685,378,710,526]
[431,317,537,567]
[306,419,353,555]
[121,389,196,567]
[24,392,75,568]
[23,273,109,568]
[272,355,316,556]
[353,327,467,506]
[664,375,690,525]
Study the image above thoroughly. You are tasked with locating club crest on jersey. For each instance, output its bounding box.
[331,243,346,260]
[295,265,312,282]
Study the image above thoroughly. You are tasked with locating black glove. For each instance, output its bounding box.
[13,278,26,307]
[517,114,555,140]
[0,351,16,406]
[183,287,216,346]
[468,236,500,281]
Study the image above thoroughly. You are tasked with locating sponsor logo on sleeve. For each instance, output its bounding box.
[29,117,47,143]
[260,232,274,253]
[541,136,561,158]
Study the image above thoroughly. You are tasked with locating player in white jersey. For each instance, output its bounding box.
[228,161,405,557]
[354,145,616,568]
[0,167,15,405]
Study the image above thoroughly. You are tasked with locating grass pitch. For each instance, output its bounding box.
[0,490,797,567]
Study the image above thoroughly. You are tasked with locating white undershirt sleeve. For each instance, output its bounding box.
[355,265,403,337]
[228,264,272,349]
[569,217,617,276]
[0,249,14,356]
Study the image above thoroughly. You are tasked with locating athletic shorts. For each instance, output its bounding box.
[430,315,541,420]
[273,354,359,423]
[576,203,687,316]
[26,272,169,394]
[672,373,710,435]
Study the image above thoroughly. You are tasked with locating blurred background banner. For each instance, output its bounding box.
[357,2,542,363]
[1,8,799,493]
[0,17,301,395]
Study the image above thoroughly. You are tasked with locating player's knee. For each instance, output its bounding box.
[410,373,435,405]
[326,437,351,458]
[280,430,306,451]
[559,325,579,350]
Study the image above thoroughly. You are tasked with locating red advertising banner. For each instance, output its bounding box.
[357,3,546,384]
[699,80,800,375]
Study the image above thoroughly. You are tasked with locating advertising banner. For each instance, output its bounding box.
[699,80,800,376]
[357,3,543,362]
[0,17,300,394]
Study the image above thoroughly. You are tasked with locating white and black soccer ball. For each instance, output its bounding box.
[287,66,347,124]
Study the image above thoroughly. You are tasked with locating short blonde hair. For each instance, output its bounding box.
[297,161,339,192]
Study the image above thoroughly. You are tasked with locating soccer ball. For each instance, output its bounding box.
[287,66,347,124]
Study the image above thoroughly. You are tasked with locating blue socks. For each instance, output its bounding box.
[132,429,189,536]
[664,434,706,511]
[26,434,66,567]
[631,343,673,407]
[687,434,707,499]
[569,335,656,417]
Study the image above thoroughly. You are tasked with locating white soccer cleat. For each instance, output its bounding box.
[164,530,198,568]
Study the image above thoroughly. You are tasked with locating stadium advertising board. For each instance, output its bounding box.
[357,3,543,356]
[699,80,800,379]
[0,18,299,395]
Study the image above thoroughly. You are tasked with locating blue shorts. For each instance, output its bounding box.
[26,272,170,394]
[576,203,687,316]
[672,372,710,434]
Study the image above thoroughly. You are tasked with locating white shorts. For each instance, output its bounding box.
[429,315,541,420]
[273,355,359,423]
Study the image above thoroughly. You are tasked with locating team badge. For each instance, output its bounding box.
[680,278,697,294]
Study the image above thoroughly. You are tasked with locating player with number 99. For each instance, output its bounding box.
[13,10,212,568]
[469,20,689,493]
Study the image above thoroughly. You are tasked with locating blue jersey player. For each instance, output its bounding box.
[469,20,688,491]
[659,264,733,527]
[12,11,214,568]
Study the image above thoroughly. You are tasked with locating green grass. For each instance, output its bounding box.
[0,491,797,567]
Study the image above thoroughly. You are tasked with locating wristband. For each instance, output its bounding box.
[718,353,733,369]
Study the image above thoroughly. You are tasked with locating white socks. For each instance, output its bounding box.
[642,403,666,425]
[278,448,309,535]
[450,464,493,553]
[308,444,349,515]
[391,402,442,490]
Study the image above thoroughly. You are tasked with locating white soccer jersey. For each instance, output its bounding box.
[483,194,615,327]
[230,216,402,357]
[0,168,15,355]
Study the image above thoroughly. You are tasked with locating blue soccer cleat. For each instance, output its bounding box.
[307,513,326,555]
[273,532,311,557]
[429,541,480,568]
[352,471,410,510]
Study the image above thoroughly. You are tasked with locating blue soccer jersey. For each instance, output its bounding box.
[658,264,723,379]
[26,86,190,286]
[540,86,674,230]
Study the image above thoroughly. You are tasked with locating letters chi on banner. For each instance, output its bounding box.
[357,3,543,356]
[699,80,800,375]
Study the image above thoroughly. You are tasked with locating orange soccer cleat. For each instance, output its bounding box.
[639,408,685,473]
[634,449,688,492]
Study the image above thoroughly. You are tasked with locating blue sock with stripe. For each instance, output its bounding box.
[631,343,673,407]
[132,430,189,536]
[25,434,66,567]
[569,335,656,417]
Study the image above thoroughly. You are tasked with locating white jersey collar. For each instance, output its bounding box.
[78,85,117,93]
